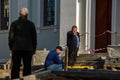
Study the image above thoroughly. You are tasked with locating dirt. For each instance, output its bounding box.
[0,69,10,79]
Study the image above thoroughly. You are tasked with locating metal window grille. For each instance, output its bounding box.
[44,0,55,26]
[0,0,9,30]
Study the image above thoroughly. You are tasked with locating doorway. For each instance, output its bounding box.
[95,0,112,53]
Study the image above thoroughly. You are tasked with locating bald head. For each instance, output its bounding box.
[19,8,29,16]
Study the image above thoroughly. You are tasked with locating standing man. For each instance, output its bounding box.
[45,46,63,71]
[8,8,37,79]
[67,25,80,66]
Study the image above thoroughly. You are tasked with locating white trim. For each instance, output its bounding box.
[85,0,96,53]
[76,0,80,31]
[85,0,91,52]
[78,0,86,54]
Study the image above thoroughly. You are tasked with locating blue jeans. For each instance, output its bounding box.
[47,64,63,71]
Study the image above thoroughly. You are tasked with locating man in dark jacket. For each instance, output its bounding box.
[67,25,80,66]
[8,8,37,79]
[45,46,63,71]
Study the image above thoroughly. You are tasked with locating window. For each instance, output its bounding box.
[0,0,9,30]
[44,0,55,26]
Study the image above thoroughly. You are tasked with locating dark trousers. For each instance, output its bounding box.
[11,50,33,79]
[68,48,78,66]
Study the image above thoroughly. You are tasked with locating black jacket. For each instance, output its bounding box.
[8,16,37,51]
[67,31,80,52]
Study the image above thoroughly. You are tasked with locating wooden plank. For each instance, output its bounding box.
[64,47,68,71]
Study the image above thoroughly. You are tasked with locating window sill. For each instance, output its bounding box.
[0,30,8,34]
[36,25,59,30]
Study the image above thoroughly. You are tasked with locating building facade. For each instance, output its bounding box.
[0,0,120,58]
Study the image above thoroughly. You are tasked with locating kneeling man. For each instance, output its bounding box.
[44,46,63,71]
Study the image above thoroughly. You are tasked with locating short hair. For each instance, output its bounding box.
[56,46,63,51]
[19,8,29,16]
[72,25,77,30]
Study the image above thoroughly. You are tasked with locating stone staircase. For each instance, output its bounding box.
[74,53,108,69]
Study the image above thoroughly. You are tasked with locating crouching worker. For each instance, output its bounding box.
[44,46,63,71]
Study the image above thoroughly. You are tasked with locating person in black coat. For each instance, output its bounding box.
[67,25,80,66]
[8,8,37,79]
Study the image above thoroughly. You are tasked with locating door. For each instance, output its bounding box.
[95,0,112,53]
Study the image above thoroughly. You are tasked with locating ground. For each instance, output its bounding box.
[0,69,10,79]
